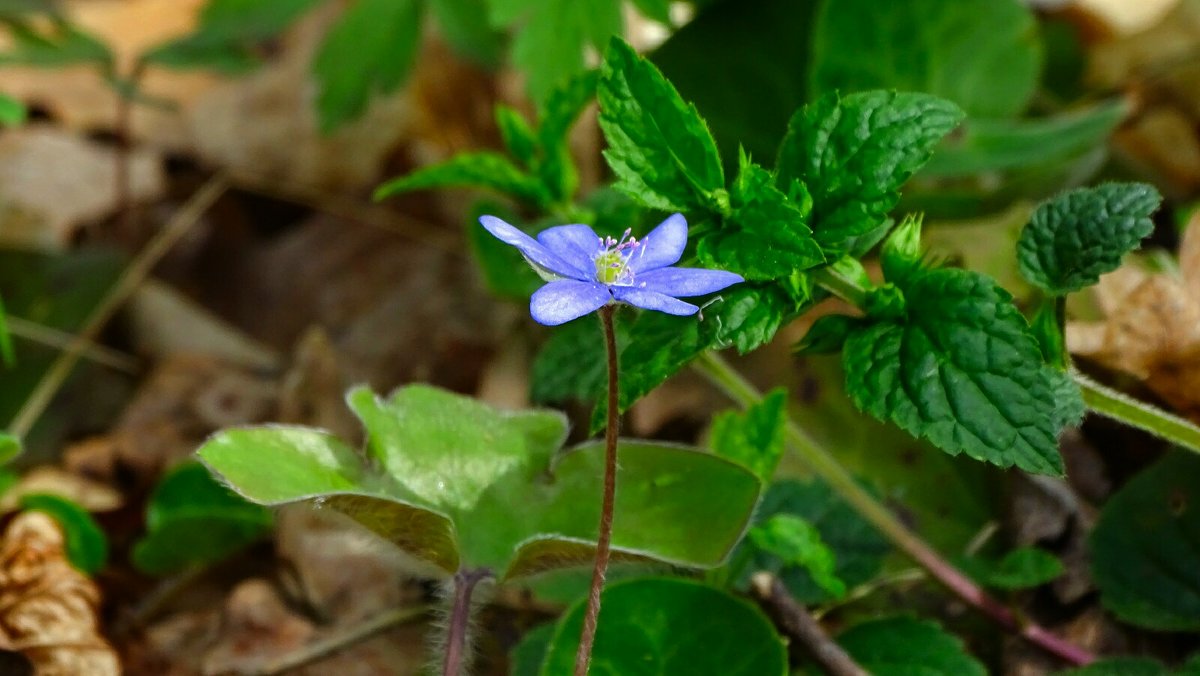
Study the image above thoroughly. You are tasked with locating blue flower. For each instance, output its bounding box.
[479,213,744,326]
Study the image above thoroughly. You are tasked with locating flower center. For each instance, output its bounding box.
[594,230,639,285]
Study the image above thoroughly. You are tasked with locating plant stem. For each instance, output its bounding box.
[751,573,867,676]
[251,604,431,676]
[6,174,228,439]
[443,568,491,676]
[811,266,869,307]
[692,350,1095,666]
[574,303,620,676]
[1075,371,1200,453]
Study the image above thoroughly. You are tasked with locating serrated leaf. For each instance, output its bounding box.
[132,462,273,575]
[536,69,597,202]
[698,159,824,281]
[1090,452,1200,631]
[776,91,964,252]
[843,267,1064,475]
[794,314,862,356]
[809,0,1041,118]
[539,578,787,676]
[748,514,844,598]
[1018,183,1162,295]
[200,385,760,579]
[834,616,986,676]
[491,0,620,103]
[142,0,320,73]
[957,546,1063,590]
[375,152,548,205]
[530,314,626,405]
[0,92,25,126]
[598,38,725,213]
[312,0,422,132]
[495,105,537,167]
[736,479,889,604]
[1049,367,1086,430]
[20,493,107,575]
[0,433,20,465]
[880,214,923,284]
[709,388,787,482]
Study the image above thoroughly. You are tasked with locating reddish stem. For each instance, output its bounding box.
[442,568,490,676]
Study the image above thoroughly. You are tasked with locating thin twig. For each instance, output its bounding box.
[574,304,620,676]
[250,604,432,676]
[6,316,140,374]
[693,351,1096,666]
[751,573,867,676]
[6,174,228,439]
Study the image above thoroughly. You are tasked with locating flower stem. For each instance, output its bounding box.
[443,568,491,676]
[573,303,620,676]
[692,350,1095,666]
[1075,371,1200,454]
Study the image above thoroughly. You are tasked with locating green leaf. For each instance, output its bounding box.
[1090,452,1200,631]
[1055,657,1170,676]
[794,314,862,356]
[20,493,107,575]
[0,433,20,465]
[510,622,556,676]
[0,293,13,366]
[1049,366,1086,431]
[958,546,1063,590]
[467,202,543,302]
[809,0,1041,118]
[1018,183,1162,296]
[709,388,787,482]
[630,0,670,24]
[199,385,760,579]
[776,91,964,252]
[598,38,725,213]
[530,314,626,405]
[426,0,503,68]
[375,152,548,205]
[490,0,620,103]
[739,480,888,603]
[697,157,824,281]
[0,92,26,126]
[142,0,321,73]
[132,462,273,575]
[0,18,112,69]
[748,514,844,598]
[834,616,986,676]
[536,69,598,202]
[539,578,787,676]
[843,267,1065,475]
[880,214,924,284]
[496,105,538,167]
[312,0,422,132]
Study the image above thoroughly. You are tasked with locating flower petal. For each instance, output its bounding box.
[629,213,688,273]
[612,286,699,316]
[479,215,587,279]
[634,267,744,297]
[530,280,611,325]
[537,224,600,277]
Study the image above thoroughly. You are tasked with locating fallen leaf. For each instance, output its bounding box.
[0,511,119,675]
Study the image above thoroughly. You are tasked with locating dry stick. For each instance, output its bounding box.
[6,316,140,374]
[6,174,229,439]
[751,573,867,676]
[251,604,432,676]
[443,568,491,676]
[692,351,1096,667]
[573,304,620,676]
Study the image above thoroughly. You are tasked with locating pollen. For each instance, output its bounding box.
[594,230,638,285]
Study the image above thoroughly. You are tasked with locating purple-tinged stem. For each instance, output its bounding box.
[442,568,490,676]
[573,304,620,676]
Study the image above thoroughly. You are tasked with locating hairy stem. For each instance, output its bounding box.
[574,303,620,676]
[6,174,228,439]
[693,351,1095,666]
[1075,371,1200,454]
[751,573,867,676]
[443,568,491,676]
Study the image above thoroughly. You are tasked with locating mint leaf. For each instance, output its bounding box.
[776,91,963,252]
[490,0,620,103]
[598,38,725,213]
[880,214,924,284]
[794,314,862,355]
[143,0,320,73]
[698,157,824,281]
[843,267,1064,475]
[748,514,845,598]
[540,578,787,676]
[496,105,538,167]
[20,493,107,575]
[531,315,621,405]
[1090,452,1200,631]
[1018,183,1162,295]
[810,0,1041,118]
[958,546,1064,590]
[375,152,548,205]
[312,0,422,132]
[710,388,787,482]
[536,69,597,202]
[834,617,986,676]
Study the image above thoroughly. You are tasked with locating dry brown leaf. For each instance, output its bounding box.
[0,512,119,675]
[0,467,122,513]
[1068,213,1200,421]
[1112,107,1200,195]
[201,579,315,676]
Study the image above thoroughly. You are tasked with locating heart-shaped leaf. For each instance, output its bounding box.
[199,385,760,579]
